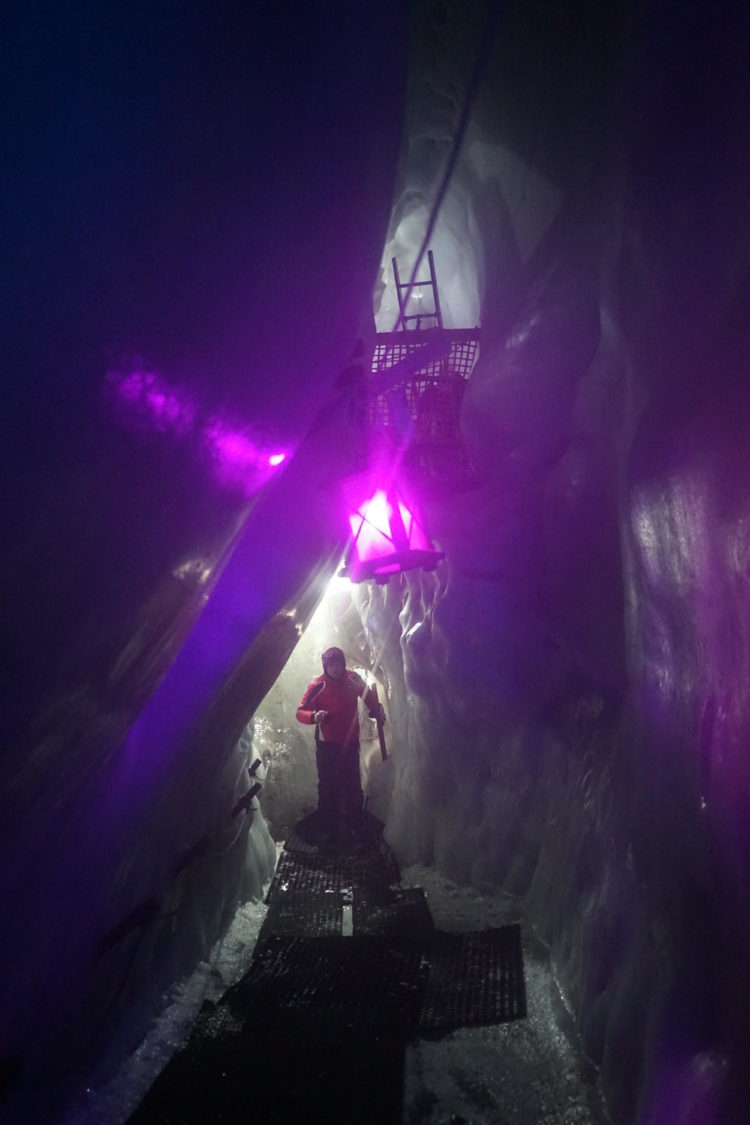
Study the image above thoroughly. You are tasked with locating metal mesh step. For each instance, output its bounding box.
[224,925,525,1036]
[419,924,526,1031]
[262,889,344,937]
[266,845,400,902]
[227,934,427,1033]
[353,886,435,939]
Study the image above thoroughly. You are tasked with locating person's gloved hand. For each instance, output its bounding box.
[313,710,328,724]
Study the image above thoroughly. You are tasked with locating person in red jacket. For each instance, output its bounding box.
[296,645,383,846]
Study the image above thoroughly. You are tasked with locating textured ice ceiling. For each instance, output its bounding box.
[3,2,750,1123]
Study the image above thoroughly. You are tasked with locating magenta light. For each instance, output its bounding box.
[105,365,288,497]
[202,417,285,496]
[204,421,257,468]
[106,368,196,434]
[343,483,445,582]
[397,499,432,552]
[350,489,395,562]
[349,490,433,561]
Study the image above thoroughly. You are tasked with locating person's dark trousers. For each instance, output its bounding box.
[315,740,363,835]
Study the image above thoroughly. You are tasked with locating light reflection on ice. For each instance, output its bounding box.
[631,474,711,595]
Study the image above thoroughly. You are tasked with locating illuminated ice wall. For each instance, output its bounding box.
[1,4,405,1121]
[356,4,750,1122]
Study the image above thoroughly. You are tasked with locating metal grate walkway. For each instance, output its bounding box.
[130,815,525,1123]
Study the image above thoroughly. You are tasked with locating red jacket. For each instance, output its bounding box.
[296,669,378,749]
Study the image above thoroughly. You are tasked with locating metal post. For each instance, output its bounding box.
[427,250,443,329]
[392,257,406,325]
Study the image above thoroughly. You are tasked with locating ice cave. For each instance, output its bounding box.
[3,2,750,1122]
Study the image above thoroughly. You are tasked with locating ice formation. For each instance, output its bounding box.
[3,2,750,1123]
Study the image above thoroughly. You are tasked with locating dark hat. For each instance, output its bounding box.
[321,646,345,667]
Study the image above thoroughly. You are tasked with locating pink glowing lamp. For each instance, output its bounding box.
[339,482,444,584]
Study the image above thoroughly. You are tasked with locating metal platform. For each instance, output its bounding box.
[369,326,480,483]
[420,924,526,1031]
[262,889,345,937]
[129,821,526,1123]
[230,933,427,1034]
[267,842,400,900]
[353,885,435,940]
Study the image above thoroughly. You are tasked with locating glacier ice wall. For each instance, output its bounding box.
[359,3,750,1122]
[0,4,406,1121]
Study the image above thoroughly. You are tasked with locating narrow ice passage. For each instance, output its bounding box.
[5,3,750,1123]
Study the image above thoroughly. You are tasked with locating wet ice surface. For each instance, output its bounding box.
[401,864,611,1125]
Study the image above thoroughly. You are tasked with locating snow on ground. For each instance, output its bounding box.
[401,864,611,1125]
